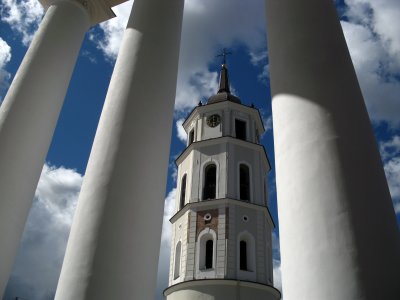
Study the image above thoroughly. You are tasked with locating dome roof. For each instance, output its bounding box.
[207,91,241,104]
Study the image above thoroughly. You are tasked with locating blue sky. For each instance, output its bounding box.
[0,0,399,299]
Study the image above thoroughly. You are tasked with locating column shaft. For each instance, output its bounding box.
[0,1,89,296]
[265,0,400,299]
[54,0,184,299]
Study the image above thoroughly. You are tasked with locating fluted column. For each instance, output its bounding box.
[0,1,91,296]
[55,0,184,299]
[265,0,400,299]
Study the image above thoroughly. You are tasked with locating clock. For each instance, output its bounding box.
[206,114,221,127]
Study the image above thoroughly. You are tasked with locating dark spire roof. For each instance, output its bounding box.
[218,64,230,93]
[207,63,241,105]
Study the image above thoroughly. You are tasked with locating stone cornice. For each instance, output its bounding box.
[182,101,266,135]
[164,278,281,298]
[169,197,275,228]
[175,136,271,172]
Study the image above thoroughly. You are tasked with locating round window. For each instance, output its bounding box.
[242,215,249,222]
[204,213,212,221]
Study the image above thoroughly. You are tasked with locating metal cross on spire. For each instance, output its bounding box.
[216,48,232,65]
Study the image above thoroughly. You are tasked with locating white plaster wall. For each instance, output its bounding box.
[216,206,227,278]
[226,204,237,278]
[231,110,252,141]
[234,206,258,282]
[189,146,227,201]
[227,144,268,205]
[195,228,217,279]
[185,103,264,144]
[256,211,267,284]
[176,152,194,209]
[201,110,224,140]
[170,212,189,285]
[170,101,274,291]
[184,210,197,281]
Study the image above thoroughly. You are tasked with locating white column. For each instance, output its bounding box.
[0,1,90,297]
[265,0,400,299]
[55,0,184,299]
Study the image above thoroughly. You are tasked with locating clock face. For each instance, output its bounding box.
[207,114,221,127]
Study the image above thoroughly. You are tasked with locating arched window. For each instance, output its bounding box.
[197,229,216,271]
[240,164,250,201]
[180,174,187,209]
[237,232,256,279]
[203,164,216,200]
[174,241,181,279]
[240,240,248,270]
[205,240,213,269]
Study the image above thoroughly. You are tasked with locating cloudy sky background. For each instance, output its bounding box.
[0,0,399,299]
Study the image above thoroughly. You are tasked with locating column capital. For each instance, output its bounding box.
[39,0,129,25]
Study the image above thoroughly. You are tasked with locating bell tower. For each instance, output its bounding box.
[164,61,280,300]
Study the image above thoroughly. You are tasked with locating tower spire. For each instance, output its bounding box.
[216,48,232,94]
[207,49,241,104]
[218,64,230,94]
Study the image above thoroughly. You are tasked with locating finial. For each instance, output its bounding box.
[216,48,232,66]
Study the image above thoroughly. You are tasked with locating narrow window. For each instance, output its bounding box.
[180,175,187,209]
[240,240,247,270]
[205,240,213,269]
[189,129,195,145]
[203,164,216,200]
[235,119,247,140]
[240,164,250,201]
[174,242,181,279]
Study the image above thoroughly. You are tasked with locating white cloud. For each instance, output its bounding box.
[259,110,273,141]
[0,0,44,46]
[0,38,11,67]
[380,135,400,160]
[384,157,400,214]
[4,163,83,300]
[160,188,177,244]
[263,115,273,133]
[89,1,134,59]
[176,118,187,144]
[4,166,179,300]
[249,50,269,82]
[273,259,282,292]
[92,0,267,114]
[380,136,400,214]
[0,37,12,101]
[93,0,400,126]
[34,164,83,225]
[156,188,177,299]
[341,1,400,126]
[272,231,282,292]
[345,0,400,68]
